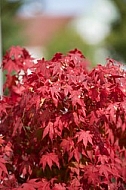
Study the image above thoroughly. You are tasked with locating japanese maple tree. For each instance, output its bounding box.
[0,46,126,189]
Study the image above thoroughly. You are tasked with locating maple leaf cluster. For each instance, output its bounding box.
[0,46,126,189]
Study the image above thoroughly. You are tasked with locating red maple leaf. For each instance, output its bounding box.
[50,83,61,107]
[63,84,72,97]
[97,164,112,180]
[60,138,74,152]
[0,156,8,179]
[0,100,8,115]
[42,121,54,141]
[3,59,19,73]
[52,183,66,190]
[12,85,25,95]
[76,130,93,148]
[84,165,99,185]
[22,59,34,71]
[16,179,51,190]
[3,46,33,74]
[70,90,85,108]
[9,46,24,60]
[68,177,81,189]
[17,183,36,190]
[98,155,109,165]
[73,112,79,125]
[88,87,100,102]
[69,147,80,163]
[40,152,59,170]
[12,117,23,136]
[52,62,61,76]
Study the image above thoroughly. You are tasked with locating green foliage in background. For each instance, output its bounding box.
[106,0,126,62]
[46,25,96,66]
[1,0,23,55]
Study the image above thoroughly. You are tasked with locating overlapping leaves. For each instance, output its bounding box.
[0,46,126,189]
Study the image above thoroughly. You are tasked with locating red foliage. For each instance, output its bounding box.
[0,46,126,189]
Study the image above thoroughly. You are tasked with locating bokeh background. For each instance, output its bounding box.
[1,0,126,66]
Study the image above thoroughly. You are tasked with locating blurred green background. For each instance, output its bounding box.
[105,0,126,62]
[1,0,126,65]
[1,0,23,55]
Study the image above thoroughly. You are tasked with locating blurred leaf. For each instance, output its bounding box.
[1,0,24,55]
[106,0,126,62]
